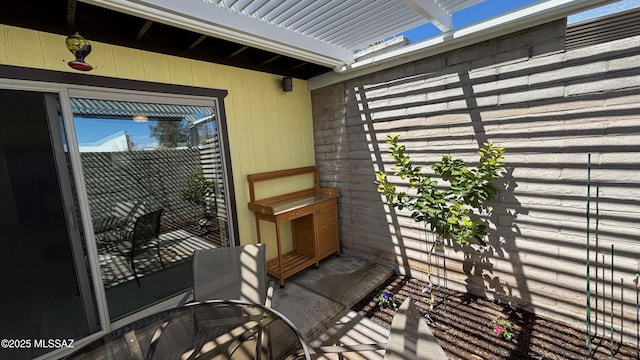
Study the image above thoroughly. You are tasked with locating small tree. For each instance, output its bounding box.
[375,135,505,248]
[150,120,189,148]
[181,169,216,219]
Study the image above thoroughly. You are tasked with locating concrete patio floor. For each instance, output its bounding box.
[269,254,395,359]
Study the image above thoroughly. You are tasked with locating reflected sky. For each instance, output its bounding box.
[74,117,159,150]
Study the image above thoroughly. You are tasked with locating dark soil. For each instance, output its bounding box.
[352,275,639,360]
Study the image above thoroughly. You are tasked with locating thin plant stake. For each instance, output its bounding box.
[635,269,639,356]
[610,244,614,360]
[586,154,592,355]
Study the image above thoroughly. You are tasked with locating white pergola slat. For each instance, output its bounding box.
[405,0,452,31]
[116,0,483,67]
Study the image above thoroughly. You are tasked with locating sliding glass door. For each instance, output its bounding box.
[0,89,99,360]
[0,77,233,358]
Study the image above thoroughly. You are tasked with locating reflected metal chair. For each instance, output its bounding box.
[94,200,146,252]
[118,209,164,286]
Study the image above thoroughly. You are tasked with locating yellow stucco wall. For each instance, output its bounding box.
[0,25,316,258]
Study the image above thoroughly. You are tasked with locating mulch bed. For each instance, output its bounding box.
[352,274,639,360]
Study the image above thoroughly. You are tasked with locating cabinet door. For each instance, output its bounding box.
[314,199,339,259]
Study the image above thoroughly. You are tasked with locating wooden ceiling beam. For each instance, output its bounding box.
[66,0,77,31]
[187,35,207,50]
[289,62,307,71]
[227,45,249,58]
[260,54,281,65]
[136,20,154,40]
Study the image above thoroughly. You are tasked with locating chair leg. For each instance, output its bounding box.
[256,325,271,360]
[157,242,165,269]
[131,254,141,286]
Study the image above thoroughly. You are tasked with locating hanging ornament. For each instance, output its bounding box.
[65,33,93,71]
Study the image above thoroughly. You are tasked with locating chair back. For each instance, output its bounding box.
[192,244,267,304]
[384,296,448,360]
[114,200,146,234]
[131,209,163,256]
[112,200,146,221]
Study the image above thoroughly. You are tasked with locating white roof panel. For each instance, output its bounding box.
[83,0,618,72]
[120,0,483,66]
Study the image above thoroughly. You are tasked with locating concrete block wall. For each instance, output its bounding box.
[312,19,640,343]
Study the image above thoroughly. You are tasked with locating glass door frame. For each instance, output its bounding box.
[43,92,100,335]
[0,73,235,359]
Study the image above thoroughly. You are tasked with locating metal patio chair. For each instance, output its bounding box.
[309,297,448,359]
[191,243,272,306]
[145,244,275,359]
